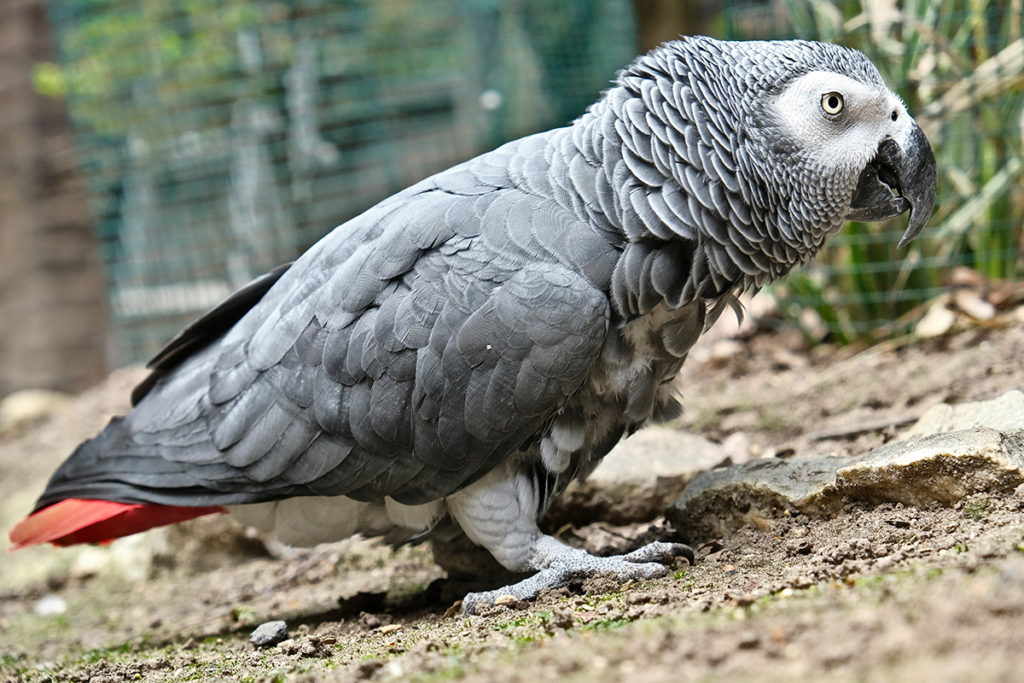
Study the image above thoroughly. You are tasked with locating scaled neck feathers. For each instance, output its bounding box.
[547,38,857,318]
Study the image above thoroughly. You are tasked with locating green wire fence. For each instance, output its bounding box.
[42,0,637,361]
[41,0,1023,360]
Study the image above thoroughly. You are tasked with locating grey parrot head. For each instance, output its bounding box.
[612,36,937,290]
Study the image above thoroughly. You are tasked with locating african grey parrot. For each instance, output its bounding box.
[11,37,936,612]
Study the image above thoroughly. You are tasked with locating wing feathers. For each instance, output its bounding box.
[22,140,615,517]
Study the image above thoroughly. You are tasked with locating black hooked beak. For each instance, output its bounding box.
[846,123,937,248]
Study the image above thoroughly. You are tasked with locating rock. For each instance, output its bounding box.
[669,454,850,541]
[915,301,956,338]
[34,594,67,617]
[835,429,1024,507]
[548,427,727,526]
[949,266,984,288]
[493,594,526,609]
[901,390,1024,440]
[589,427,727,488]
[710,339,746,363]
[953,289,996,320]
[114,531,172,582]
[249,620,289,648]
[0,389,70,432]
[670,428,1024,542]
[69,546,112,579]
[721,432,753,464]
[798,308,828,343]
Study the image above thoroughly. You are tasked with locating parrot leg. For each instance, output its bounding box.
[445,462,693,614]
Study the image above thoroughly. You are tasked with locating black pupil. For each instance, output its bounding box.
[828,95,840,110]
[891,109,899,121]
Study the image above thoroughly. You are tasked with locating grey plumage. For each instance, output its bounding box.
[24,36,937,610]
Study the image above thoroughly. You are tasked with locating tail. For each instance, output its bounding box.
[8,264,303,550]
[8,416,227,550]
[8,499,224,549]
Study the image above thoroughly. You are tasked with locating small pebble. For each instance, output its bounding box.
[34,595,67,617]
[249,620,289,648]
[785,538,813,555]
[737,630,761,649]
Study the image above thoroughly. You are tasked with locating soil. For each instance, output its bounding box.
[2,320,1024,682]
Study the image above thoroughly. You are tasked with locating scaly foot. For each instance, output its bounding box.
[460,537,693,614]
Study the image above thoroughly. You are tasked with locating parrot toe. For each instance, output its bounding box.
[459,539,694,614]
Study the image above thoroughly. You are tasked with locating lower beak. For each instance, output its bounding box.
[846,123,937,248]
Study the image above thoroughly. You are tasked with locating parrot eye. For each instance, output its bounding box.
[821,92,845,115]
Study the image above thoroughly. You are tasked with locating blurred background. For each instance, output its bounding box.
[0,0,1020,397]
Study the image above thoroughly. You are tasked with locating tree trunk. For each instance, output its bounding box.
[0,0,108,396]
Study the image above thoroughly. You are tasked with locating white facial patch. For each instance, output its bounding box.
[775,71,903,173]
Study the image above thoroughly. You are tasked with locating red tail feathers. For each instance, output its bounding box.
[8,499,225,549]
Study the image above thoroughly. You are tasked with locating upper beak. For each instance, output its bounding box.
[846,122,937,248]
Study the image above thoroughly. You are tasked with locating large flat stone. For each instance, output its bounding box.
[670,427,1024,542]
[901,390,1024,439]
[587,427,728,487]
[834,428,1024,507]
[668,454,849,541]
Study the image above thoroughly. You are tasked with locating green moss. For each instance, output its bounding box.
[579,616,635,632]
[963,497,992,521]
[757,410,795,432]
[230,605,258,623]
[493,611,551,631]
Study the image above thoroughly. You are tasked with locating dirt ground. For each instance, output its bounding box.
[2,317,1024,682]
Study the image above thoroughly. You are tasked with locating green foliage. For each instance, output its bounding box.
[734,0,1024,341]
[0,653,22,671]
[48,1,262,138]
